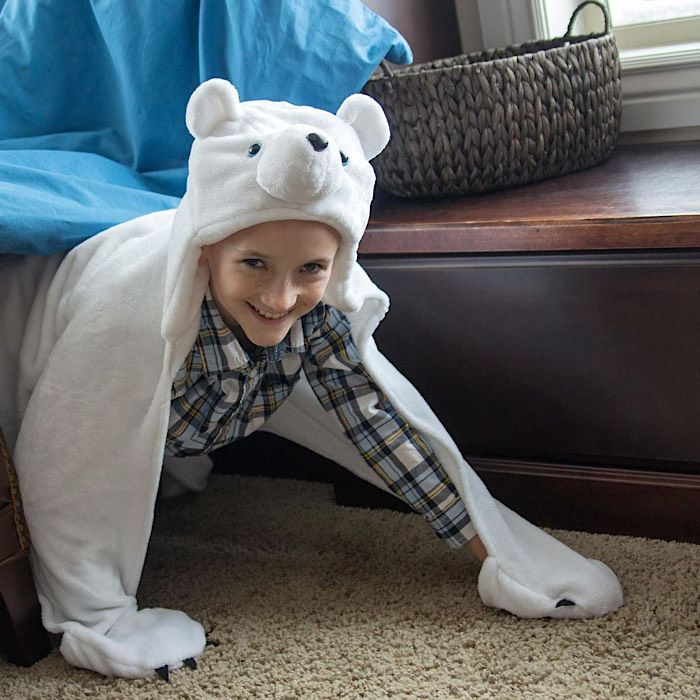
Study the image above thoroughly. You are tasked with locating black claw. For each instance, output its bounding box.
[556,599,576,608]
[155,665,170,682]
[184,657,197,670]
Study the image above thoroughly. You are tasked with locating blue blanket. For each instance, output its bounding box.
[0,0,411,255]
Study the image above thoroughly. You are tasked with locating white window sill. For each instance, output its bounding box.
[619,42,700,132]
[621,41,700,71]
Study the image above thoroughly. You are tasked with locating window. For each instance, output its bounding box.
[575,1,700,54]
[609,0,700,49]
[476,0,700,138]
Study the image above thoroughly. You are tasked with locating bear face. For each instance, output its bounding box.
[181,79,389,249]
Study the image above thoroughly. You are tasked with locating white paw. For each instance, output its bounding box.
[478,555,624,619]
[60,607,206,678]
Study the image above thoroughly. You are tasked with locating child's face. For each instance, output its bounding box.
[200,220,340,347]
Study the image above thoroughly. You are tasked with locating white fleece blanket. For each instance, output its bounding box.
[1,81,623,679]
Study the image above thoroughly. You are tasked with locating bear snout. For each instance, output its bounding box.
[256,126,344,204]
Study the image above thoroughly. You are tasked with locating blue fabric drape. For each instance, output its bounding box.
[0,0,411,254]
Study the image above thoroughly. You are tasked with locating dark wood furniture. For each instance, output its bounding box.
[353,142,700,543]
[362,0,463,64]
[217,142,699,544]
[0,426,51,666]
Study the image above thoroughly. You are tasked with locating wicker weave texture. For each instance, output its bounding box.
[363,33,622,198]
[0,426,30,559]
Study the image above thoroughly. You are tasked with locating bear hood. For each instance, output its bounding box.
[161,79,390,342]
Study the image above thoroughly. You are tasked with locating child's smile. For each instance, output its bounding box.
[249,303,289,320]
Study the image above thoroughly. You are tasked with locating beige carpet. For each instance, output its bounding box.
[1,474,698,699]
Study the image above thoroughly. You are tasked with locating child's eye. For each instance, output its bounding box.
[302,263,323,273]
[243,258,264,268]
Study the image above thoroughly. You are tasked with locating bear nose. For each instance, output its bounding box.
[307,133,329,152]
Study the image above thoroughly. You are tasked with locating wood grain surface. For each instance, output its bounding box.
[362,143,700,254]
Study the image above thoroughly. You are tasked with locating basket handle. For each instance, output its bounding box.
[565,0,611,38]
[378,60,395,79]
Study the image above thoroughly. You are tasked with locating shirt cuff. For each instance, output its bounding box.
[424,493,477,549]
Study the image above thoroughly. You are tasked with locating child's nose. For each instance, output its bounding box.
[260,278,296,312]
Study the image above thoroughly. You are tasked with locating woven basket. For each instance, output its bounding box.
[362,0,622,198]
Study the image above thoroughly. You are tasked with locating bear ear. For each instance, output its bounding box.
[185,79,242,139]
[336,94,390,161]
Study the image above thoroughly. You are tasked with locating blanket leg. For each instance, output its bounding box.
[13,397,206,678]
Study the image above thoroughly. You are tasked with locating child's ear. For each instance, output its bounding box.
[336,93,390,161]
[186,79,241,139]
[197,250,207,266]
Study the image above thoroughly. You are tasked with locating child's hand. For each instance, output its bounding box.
[465,534,488,562]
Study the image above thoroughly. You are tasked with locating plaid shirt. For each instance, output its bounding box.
[166,292,475,547]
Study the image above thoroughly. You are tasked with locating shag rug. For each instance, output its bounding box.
[1,474,698,699]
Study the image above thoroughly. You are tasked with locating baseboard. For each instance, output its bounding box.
[335,456,700,544]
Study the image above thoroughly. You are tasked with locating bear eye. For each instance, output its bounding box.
[248,143,262,157]
[340,150,349,166]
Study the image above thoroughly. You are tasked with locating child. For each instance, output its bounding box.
[9,79,623,680]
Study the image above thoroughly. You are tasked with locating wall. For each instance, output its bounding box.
[362,0,484,63]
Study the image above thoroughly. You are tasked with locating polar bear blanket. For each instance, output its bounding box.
[1,80,623,680]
